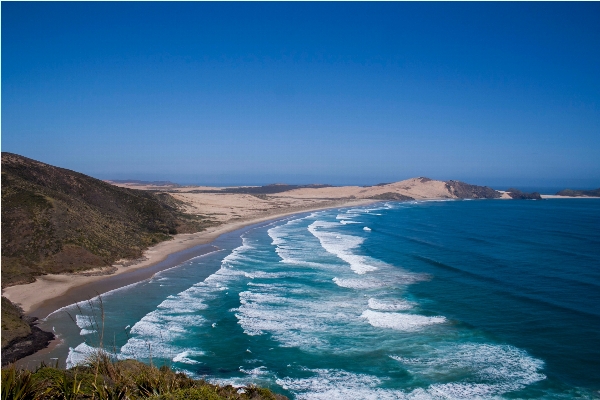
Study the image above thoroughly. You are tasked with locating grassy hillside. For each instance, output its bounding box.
[1,153,216,288]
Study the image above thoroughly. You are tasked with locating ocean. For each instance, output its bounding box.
[39,199,600,399]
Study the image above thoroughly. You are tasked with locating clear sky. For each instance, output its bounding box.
[2,2,599,187]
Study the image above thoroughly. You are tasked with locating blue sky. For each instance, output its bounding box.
[2,2,599,187]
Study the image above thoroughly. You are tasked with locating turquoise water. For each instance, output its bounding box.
[44,199,600,399]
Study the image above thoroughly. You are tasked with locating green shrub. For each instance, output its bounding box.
[46,371,83,400]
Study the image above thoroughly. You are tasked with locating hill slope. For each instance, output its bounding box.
[1,153,214,287]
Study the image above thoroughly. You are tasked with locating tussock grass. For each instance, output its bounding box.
[2,355,286,400]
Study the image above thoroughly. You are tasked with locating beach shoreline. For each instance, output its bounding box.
[3,199,374,320]
[3,194,592,319]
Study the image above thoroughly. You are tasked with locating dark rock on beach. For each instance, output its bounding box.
[1,322,55,366]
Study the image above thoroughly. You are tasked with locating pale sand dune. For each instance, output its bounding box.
[169,192,329,222]
[110,182,347,222]
[497,191,514,199]
[277,178,455,200]
[366,178,453,199]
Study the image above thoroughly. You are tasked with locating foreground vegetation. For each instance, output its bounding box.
[1,353,287,400]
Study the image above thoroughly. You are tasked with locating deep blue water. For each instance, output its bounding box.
[41,199,600,399]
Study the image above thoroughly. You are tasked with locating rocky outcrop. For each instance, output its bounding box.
[555,188,600,197]
[444,180,502,199]
[1,319,55,366]
[506,188,543,200]
[1,296,54,366]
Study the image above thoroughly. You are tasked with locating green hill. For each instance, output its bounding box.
[1,152,215,287]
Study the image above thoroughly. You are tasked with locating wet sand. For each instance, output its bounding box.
[27,244,221,319]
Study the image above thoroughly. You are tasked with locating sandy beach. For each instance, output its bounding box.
[3,198,373,319]
[6,177,592,319]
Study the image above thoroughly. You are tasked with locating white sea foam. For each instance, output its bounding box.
[368,298,414,311]
[361,310,445,331]
[339,220,360,225]
[121,284,210,359]
[244,271,286,279]
[173,350,204,364]
[66,342,97,368]
[308,221,377,274]
[75,314,95,329]
[363,227,371,231]
[99,208,551,399]
[332,277,385,289]
[276,369,387,400]
[346,205,389,214]
[75,314,99,336]
[335,214,352,220]
[234,286,361,349]
[121,240,255,360]
[221,237,255,268]
[277,369,453,400]
[247,282,275,287]
[268,219,334,269]
[240,366,269,376]
[390,343,546,394]
[331,267,424,290]
[276,366,541,400]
